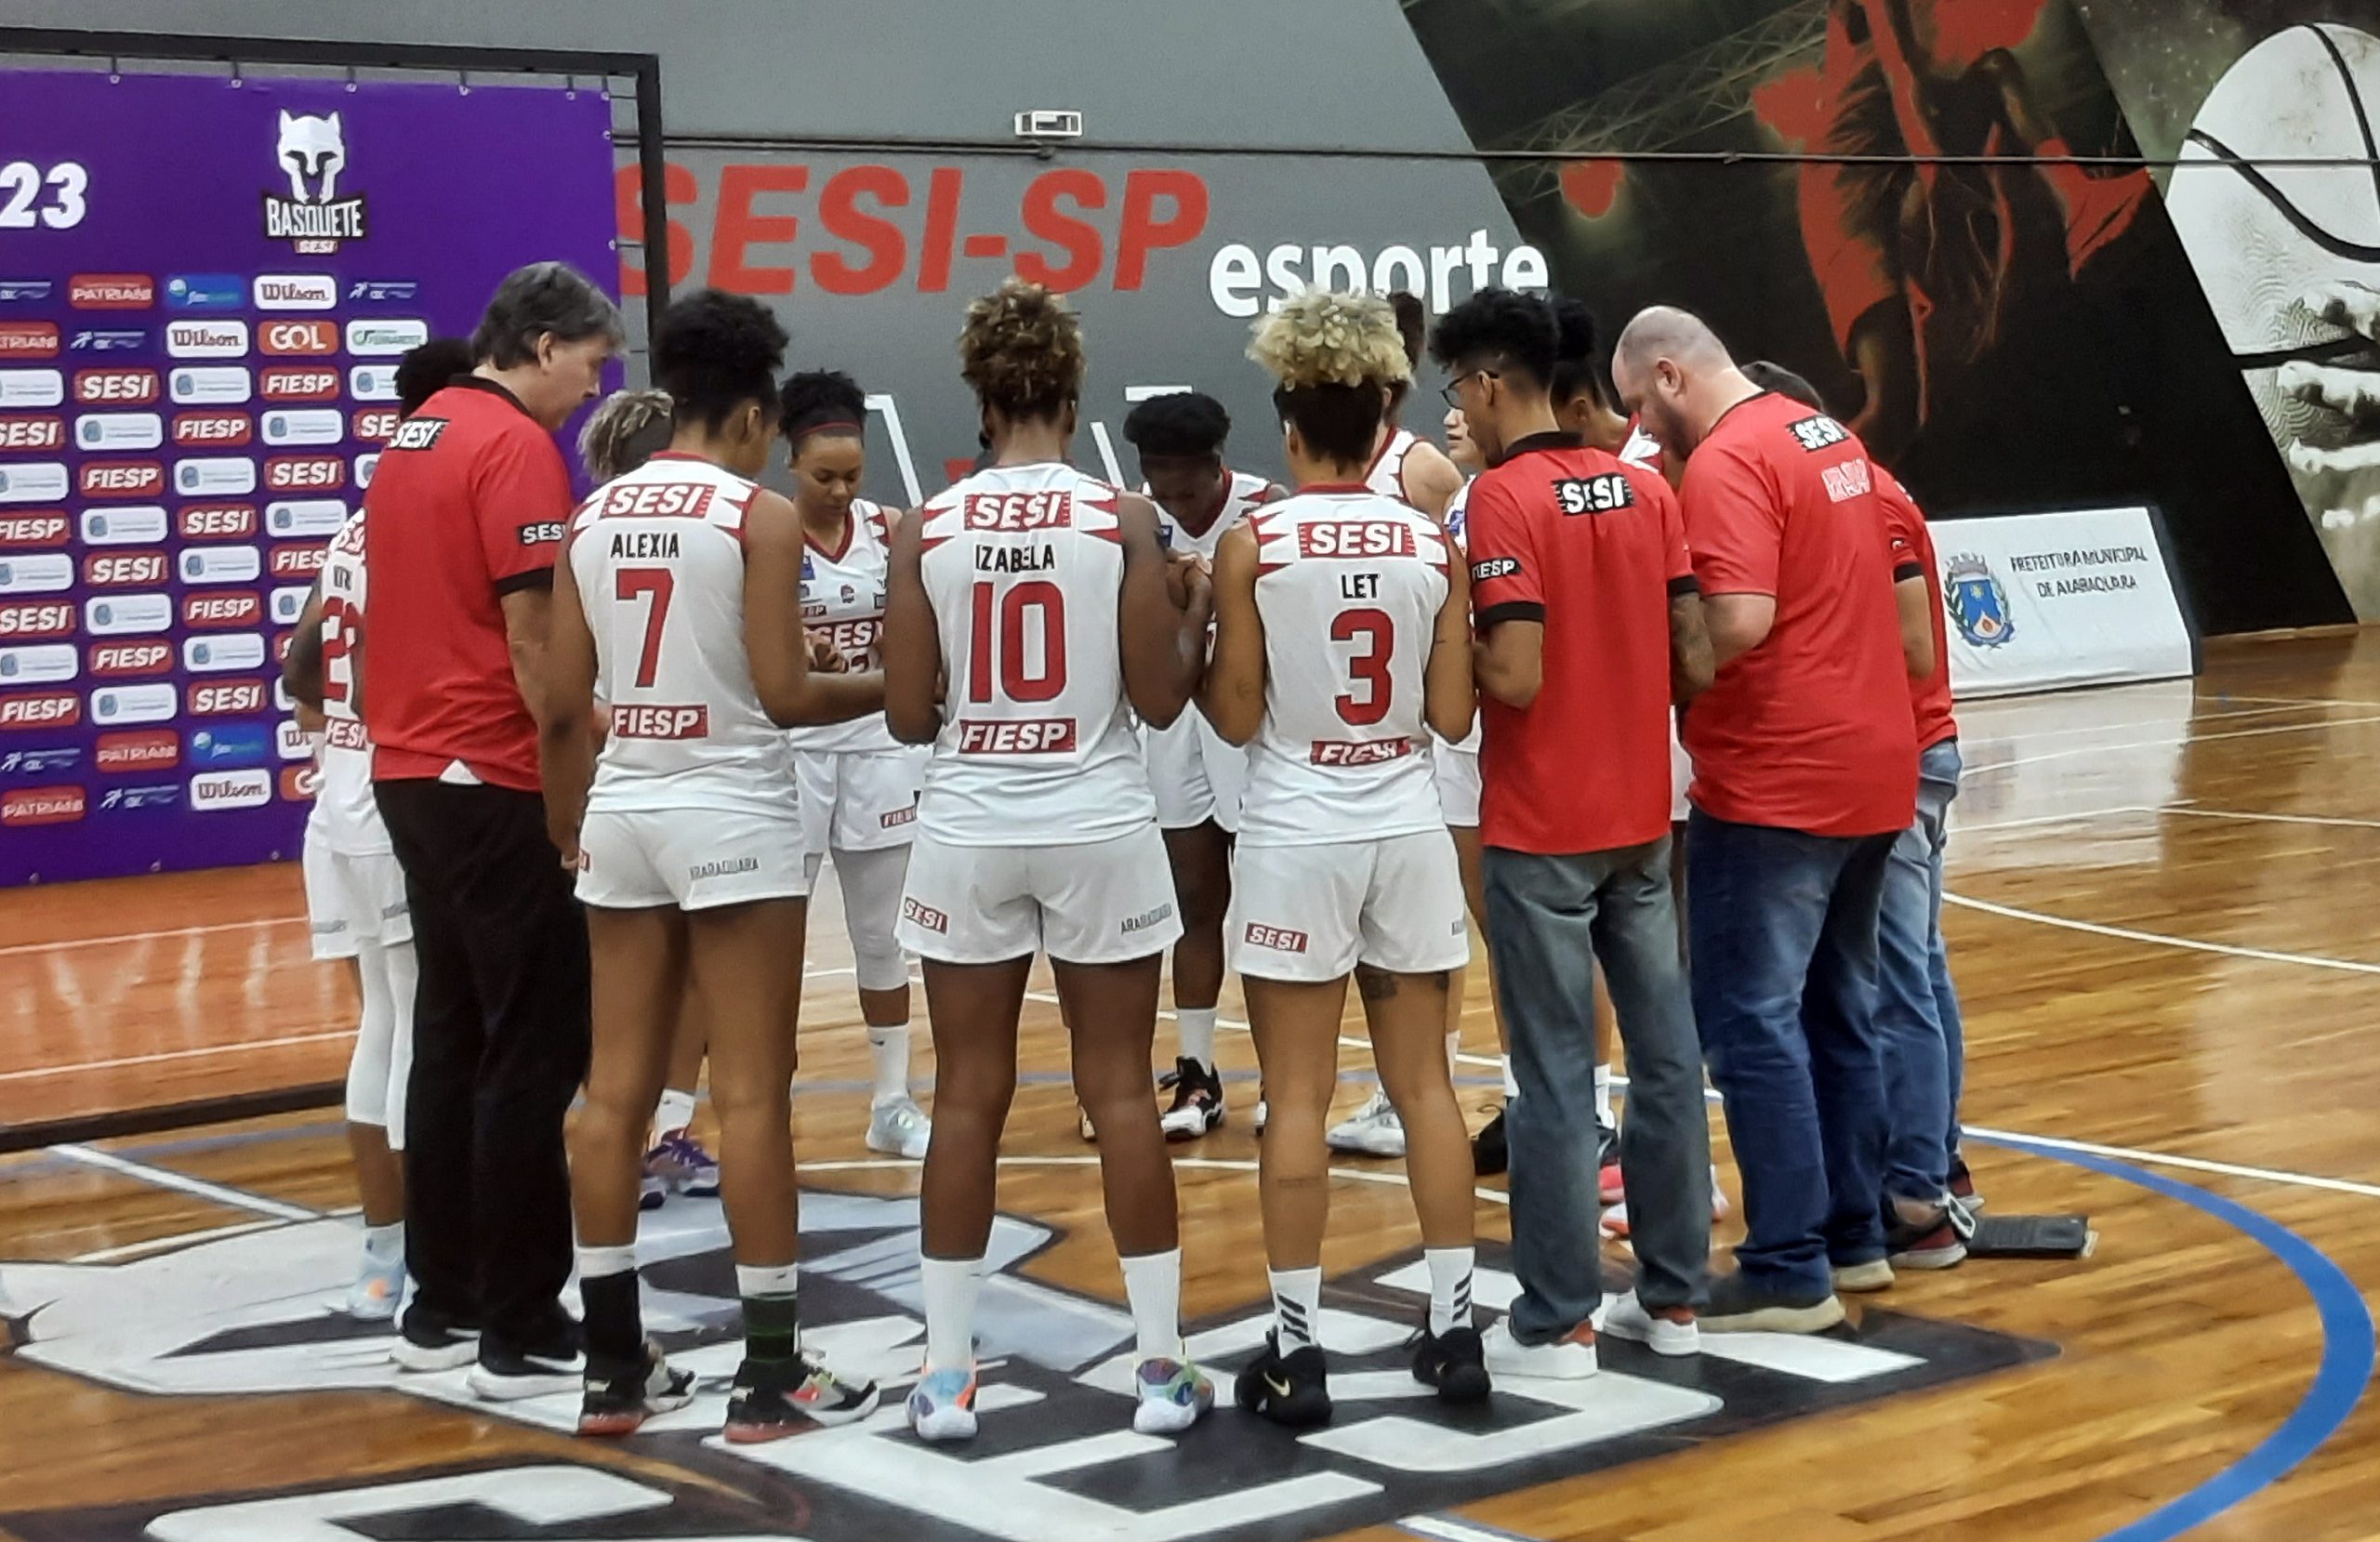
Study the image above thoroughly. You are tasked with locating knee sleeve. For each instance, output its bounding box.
[836,843,913,993]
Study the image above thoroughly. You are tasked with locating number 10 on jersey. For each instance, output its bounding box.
[967,580,1066,704]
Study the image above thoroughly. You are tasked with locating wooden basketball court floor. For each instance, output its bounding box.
[3,629,2379,1541]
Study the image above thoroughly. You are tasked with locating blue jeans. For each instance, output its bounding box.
[1879,738,1965,1204]
[1687,810,1894,1298]
[1485,837,1710,1336]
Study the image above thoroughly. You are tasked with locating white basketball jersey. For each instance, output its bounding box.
[1365,428,1418,505]
[789,497,896,755]
[568,452,798,818]
[304,511,390,856]
[1238,489,1450,846]
[1152,468,1276,560]
[915,463,1154,846]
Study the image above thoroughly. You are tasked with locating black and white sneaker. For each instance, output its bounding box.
[577,1340,695,1437]
[1234,1332,1332,1428]
[1159,1057,1224,1140]
[1411,1321,1492,1404]
[390,1303,480,1373]
[469,1319,586,1402]
[724,1351,880,1443]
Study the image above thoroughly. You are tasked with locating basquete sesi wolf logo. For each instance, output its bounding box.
[263,111,367,255]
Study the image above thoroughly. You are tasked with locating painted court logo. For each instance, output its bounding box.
[0,1206,2049,1542]
[1946,554,2016,648]
[263,111,367,254]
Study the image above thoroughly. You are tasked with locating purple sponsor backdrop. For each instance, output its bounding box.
[0,70,617,886]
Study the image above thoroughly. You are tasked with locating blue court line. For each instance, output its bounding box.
[1968,1131,2374,1542]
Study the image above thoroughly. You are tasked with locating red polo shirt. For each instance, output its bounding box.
[1877,467,1956,750]
[1679,392,1915,837]
[362,378,571,791]
[1466,430,1693,855]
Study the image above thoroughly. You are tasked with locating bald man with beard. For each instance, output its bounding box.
[1612,307,1916,1336]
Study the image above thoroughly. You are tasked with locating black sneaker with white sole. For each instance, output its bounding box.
[1160,1057,1224,1141]
[390,1303,481,1372]
[1234,1333,1332,1428]
[1410,1321,1492,1404]
[578,1341,696,1437]
[469,1319,586,1402]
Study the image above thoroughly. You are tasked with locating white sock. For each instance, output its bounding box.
[654,1087,697,1139]
[1119,1247,1184,1361]
[921,1255,984,1371]
[1593,1063,1613,1126]
[734,1262,799,1298]
[1177,1008,1218,1070]
[1425,1246,1475,1336]
[1269,1265,1323,1351]
[579,1243,637,1280]
[867,1021,911,1106]
[1501,1055,1520,1100]
[363,1221,403,1264]
[1445,1029,1461,1078]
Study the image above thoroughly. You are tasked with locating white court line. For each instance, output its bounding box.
[2216,693,2380,710]
[0,915,306,958]
[1397,1517,1525,1542]
[1943,891,2380,976]
[47,1142,317,1221]
[1958,1124,2380,1202]
[69,1215,289,1263]
[1955,802,2176,835]
[2155,806,2380,831]
[1,967,858,1083]
[1976,712,2380,775]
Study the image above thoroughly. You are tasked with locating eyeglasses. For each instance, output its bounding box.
[1440,369,1499,408]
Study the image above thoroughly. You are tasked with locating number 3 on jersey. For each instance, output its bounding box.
[967,579,1066,704]
[617,567,675,690]
[1330,606,1392,726]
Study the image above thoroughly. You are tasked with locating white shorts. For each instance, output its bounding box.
[1228,830,1471,982]
[1670,718,1692,824]
[575,806,810,911]
[897,824,1184,965]
[1435,743,1482,828]
[302,843,412,959]
[798,746,925,857]
[1145,715,1247,834]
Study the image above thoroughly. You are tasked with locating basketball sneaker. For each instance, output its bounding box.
[1410,1320,1492,1404]
[577,1340,695,1437]
[390,1303,480,1372]
[906,1364,980,1443]
[1131,1356,1215,1433]
[1325,1088,1404,1157]
[866,1095,932,1160]
[470,1317,587,1402]
[347,1250,405,1323]
[1160,1057,1224,1140]
[724,1352,879,1443]
[645,1130,721,1201]
[638,1172,667,1212]
[1234,1333,1332,1428]
[1472,1103,1509,1176]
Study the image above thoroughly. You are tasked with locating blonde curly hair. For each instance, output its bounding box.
[959,278,1085,418]
[577,388,675,481]
[1247,289,1412,390]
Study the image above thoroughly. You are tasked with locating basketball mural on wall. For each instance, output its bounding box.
[2163,22,2380,618]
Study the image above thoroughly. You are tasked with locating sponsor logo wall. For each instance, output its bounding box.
[0,69,615,885]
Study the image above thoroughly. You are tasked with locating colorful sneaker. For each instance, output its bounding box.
[1600,1290,1699,1357]
[1886,1205,1968,1271]
[1596,1119,1623,1204]
[1472,1104,1509,1176]
[577,1341,695,1437]
[724,1352,880,1443]
[647,1129,721,1199]
[347,1248,404,1322]
[1325,1088,1405,1157]
[1159,1057,1224,1141]
[866,1095,932,1160]
[1234,1333,1331,1428]
[1599,1199,1631,1241]
[906,1364,980,1443]
[1131,1355,1215,1433]
[1410,1320,1492,1404]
